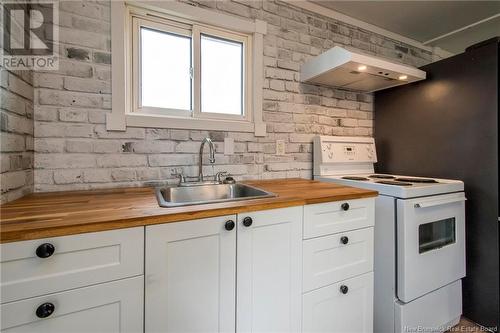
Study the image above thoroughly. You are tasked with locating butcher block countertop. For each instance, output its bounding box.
[0,178,377,243]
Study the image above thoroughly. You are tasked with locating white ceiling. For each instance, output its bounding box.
[311,1,500,54]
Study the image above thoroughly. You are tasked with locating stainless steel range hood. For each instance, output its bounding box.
[300,46,426,92]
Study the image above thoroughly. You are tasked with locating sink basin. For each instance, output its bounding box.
[155,183,276,207]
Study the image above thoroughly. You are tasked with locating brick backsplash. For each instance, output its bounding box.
[1,0,441,199]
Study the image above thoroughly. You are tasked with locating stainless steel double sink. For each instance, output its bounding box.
[155,183,275,207]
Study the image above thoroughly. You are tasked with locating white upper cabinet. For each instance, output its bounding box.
[145,215,237,333]
[236,207,303,333]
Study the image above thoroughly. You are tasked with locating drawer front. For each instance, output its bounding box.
[302,272,373,333]
[303,198,374,239]
[303,227,373,292]
[1,227,144,303]
[1,276,143,333]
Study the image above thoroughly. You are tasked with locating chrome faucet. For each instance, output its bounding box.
[199,137,216,181]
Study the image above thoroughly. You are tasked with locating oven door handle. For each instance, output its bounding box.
[414,197,467,208]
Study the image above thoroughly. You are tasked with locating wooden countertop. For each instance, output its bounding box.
[0,178,377,243]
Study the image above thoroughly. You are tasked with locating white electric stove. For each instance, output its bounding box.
[313,135,466,333]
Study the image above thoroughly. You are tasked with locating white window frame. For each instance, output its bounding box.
[108,1,267,136]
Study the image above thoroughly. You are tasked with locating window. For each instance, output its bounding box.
[200,34,243,117]
[108,1,267,135]
[418,218,456,254]
[133,15,249,121]
[140,27,192,111]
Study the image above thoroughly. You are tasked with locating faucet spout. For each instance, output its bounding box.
[199,137,215,181]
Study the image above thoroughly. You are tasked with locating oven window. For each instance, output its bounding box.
[419,218,456,254]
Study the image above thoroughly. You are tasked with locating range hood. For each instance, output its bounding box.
[300,46,426,92]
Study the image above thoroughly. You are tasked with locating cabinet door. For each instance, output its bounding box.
[145,215,237,333]
[1,276,143,333]
[237,207,302,333]
[302,272,374,333]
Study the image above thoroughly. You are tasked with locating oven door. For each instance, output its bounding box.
[396,192,466,303]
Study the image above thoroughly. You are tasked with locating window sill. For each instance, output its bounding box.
[111,112,264,134]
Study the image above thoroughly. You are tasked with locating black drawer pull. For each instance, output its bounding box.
[341,203,350,211]
[225,220,235,231]
[340,285,349,294]
[243,217,253,227]
[36,243,55,258]
[36,302,55,318]
[340,236,349,245]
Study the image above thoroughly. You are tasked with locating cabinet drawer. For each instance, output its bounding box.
[303,198,374,239]
[1,227,144,303]
[1,276,143,333]
[303,227,373,292]
[302,272,373,333]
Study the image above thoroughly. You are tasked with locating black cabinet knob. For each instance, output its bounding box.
[340,236,349,245]
[225,220,235,231]
[36,243,55,258]
[242,217,253,227]
[36,302,55,318]
[340,285,349,294]
[341,203,350,211]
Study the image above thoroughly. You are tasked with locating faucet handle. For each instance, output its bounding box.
[215,171,229,183]
[171,171,185,184]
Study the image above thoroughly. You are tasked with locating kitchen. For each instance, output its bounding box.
[0,1,498,332]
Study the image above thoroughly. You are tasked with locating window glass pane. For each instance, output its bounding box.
[419,218,456,254]
[141,27,191,110]
[201,34,243,115]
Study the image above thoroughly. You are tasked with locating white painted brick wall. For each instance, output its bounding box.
[0,0,441,197]
[1,66,34,202]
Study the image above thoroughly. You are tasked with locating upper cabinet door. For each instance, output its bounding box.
[236,207,303,333]
[145,215,237,333]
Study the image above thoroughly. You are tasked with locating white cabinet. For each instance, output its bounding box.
[237,207,302,333]
[303,198,374,239]
[1,198,375,333]
[0,228,145,333]
[145,207,303,333]
[0,227,144,303]
[1,276,144,333]
[145,215,237,333]
[302,199,375,333]
[302,273,374,333]
[303,227,374,292]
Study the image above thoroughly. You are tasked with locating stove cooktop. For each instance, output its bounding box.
[320,173,464,198]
